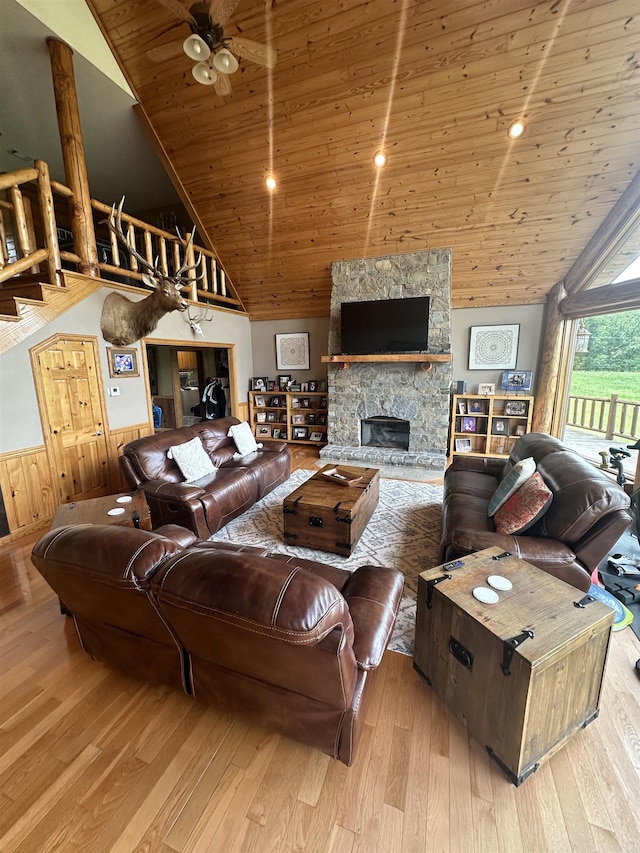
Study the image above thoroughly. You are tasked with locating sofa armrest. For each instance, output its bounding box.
[342,566,404,669]
[447,455,506,478]
[141,480,205,500]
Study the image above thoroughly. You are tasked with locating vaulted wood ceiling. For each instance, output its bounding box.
[87,0,639,320]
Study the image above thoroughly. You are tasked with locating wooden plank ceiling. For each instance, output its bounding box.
[86,0,640,320]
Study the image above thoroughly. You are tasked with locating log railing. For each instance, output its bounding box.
[0,162,244,312]
[567,393,640,441]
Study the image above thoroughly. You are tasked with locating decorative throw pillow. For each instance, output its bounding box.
[488,456,536,516]
[494,472,553,535]
[167,436,215,482]
[227,421,259,457]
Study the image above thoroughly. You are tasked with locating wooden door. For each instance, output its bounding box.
[32,335,112,503]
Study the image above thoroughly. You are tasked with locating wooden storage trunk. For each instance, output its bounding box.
[413,547,614,785]
[283,465,380,555]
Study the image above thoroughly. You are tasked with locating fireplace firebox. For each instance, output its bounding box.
[361,417,410,451]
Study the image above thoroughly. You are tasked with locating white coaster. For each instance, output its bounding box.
[116,495,133,503]
[107,507,126,516]
[473,586,499,604]
[487,575,512,591]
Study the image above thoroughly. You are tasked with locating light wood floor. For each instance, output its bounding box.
[1,449,639,852]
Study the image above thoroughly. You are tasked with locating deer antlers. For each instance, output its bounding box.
[104,196,202,289]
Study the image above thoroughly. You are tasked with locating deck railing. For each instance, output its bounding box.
[0,161,244,312]
[567,393,640,441]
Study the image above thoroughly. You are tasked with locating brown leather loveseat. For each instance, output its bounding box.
[119,417,290,538]
[439,432,631,591]
[31,523,404,765]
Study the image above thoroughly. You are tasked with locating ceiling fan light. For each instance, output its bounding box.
[192,61,217,85]
[265,175,277,190]
[373,150,387,168]
[183,34,210,61]
[213,48,239,74]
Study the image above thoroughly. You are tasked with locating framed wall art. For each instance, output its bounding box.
[468,324,519,370]
[276,333,310,371]
[501,370,533,392]
[107,347,139,378]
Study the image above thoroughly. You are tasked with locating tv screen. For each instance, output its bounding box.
[340,296,430,355]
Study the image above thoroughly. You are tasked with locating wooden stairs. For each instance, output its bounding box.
[0,273,104,354]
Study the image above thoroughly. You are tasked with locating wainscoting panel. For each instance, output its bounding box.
[0,445,57,533]
[109,423,154,492]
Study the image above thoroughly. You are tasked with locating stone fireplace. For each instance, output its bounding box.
[320,249,452,471]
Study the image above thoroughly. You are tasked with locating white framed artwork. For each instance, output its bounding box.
[468,325,519,370]
[275,332,310,370]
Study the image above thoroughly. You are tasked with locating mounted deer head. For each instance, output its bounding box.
[100,198,200,346]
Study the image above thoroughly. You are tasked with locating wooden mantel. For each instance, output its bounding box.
[321,353,452,370]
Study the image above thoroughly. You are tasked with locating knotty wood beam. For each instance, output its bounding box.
[47,38,99,277]
[560,278,640,319]
[532,281,573,435]
[563,170,640,296]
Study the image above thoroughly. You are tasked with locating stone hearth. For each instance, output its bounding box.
[320,250,452,471]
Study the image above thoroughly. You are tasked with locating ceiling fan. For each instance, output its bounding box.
[148,0,276,96]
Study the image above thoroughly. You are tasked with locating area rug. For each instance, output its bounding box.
[210,470,444,656]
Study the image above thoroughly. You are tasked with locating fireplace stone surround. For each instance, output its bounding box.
[320,250,452,471]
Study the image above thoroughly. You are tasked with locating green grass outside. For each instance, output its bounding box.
[569,371,640,438]
[570,370,640,402]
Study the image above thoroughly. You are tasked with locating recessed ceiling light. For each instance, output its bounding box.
[265,175,277,190]
[507,120,526,140]
[373,150,387,168]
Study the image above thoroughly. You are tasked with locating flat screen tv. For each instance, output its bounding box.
[340,296,430,355]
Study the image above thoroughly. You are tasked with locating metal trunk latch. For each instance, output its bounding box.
[501,629,534,676]
[425,573,452,608]
[573,594,596,609]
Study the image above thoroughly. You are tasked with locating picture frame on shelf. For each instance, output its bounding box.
[515,424,526,436]
[301,397,311,408]
[319,381,327,392]
[280,430,288,440]
[278,375,291,391]
[292,414,305,425]
[309,431,323,441]
[306,413,316,424]
[501,370,533,393]
[308,380,318,392]
[107,347,139,378]
[250,377,268,392]
[301,382,309,392]
[317,414,327,425]
[270,396,281,407]
[505,400,528,416]
[320,396,327,409]
[455,438,473,453]
[267,412,276,422]
[469,400,484,413]
[457,401,467,414]
[478,383,495,396]
[268,380,276,391]
[272,428,282,439]
[257,425,271,437]
[256,412,267,423]
[293,426,308,440]
[462,416,477,433]
[492,418,507,434]
[275,332,310,371]
[291,397,300,408]
[468,324,519,370]
[254,395,265,407]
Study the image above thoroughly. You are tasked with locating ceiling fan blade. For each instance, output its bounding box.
[208,0,241,26]
[228,37,276,69]
[147,42,184,63]
[154,0,195,25]
[214,72,232,96]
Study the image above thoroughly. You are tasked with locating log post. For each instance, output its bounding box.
[35,160,63,285]
[531,281,573,435]
[47,38,99,277]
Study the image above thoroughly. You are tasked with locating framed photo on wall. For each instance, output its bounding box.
[107,347,139,378]
[468,325,519,370]
[501,370,533,393]
[276,333,310,371]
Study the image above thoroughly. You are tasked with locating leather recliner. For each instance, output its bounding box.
[439,432,631,591]
[31,523,404,766]
[118,417,291,538]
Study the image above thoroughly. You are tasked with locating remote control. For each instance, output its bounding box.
[443,559,464,570]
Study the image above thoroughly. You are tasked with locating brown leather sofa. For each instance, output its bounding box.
[439,432,631,591]
[119,417,290,538]
[31,523,404,765]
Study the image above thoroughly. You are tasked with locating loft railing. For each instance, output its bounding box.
[567,393,640,442]
[0,161,245,312]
